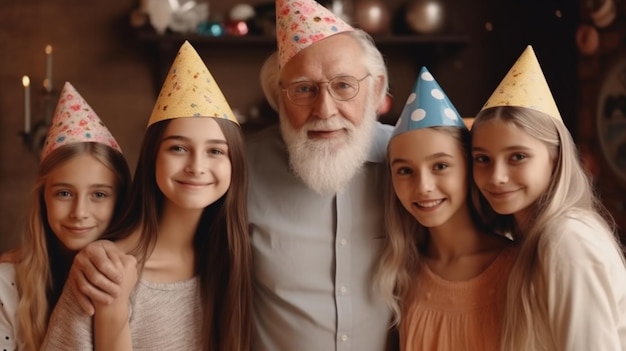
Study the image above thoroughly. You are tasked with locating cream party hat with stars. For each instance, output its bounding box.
[276,0,354,69]
[480,45,562,120]
[41,81,121,162]
[392,66,466,138]
[148,40,238,127]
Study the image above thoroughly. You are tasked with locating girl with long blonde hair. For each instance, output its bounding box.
[471,46,626,350]
[376,67,515,350]
[0,82,131,351]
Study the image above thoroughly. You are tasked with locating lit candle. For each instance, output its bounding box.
[45,45,53,92]
[22,75,31,134]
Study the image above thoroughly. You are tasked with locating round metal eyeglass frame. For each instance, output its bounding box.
[281,74,371,106]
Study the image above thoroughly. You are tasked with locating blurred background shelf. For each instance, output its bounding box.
[136,28,471,127]
[136,29,470,50]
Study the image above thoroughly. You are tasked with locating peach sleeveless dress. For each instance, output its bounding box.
[400,246,517,351]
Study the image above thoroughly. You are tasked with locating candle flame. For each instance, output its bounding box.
[22,76,30,87]
[45,45,52,54]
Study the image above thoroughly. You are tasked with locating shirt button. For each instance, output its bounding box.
[340,239,348,246]
[339,286,348,294]
[340,334,348,342]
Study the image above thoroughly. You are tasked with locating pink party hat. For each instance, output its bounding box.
[41,82,121,162]
[148,41,238,126]
[276,0,354,69]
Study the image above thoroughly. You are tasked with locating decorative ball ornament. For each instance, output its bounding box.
[229,4,256,22]
[353,0,391,35]
[405,0,446,34]
[197,21,225,36]
[589,0,616,28]
[576,23,600,56]
[225,20,249,36]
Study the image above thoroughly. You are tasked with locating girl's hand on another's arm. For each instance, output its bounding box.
[94,253,137,351]
[69,240,126,315]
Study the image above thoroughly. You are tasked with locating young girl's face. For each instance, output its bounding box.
[44,153,118,251]
[388,128,468,228]
[472,119,553,222]
[155,117,231,211]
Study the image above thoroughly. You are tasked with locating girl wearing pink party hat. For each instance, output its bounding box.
[42,41,251,351]
[471,45,626,350]
[0,81,131,351]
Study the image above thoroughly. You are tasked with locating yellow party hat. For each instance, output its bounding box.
[147,41,238,127]
[480,45,562,120]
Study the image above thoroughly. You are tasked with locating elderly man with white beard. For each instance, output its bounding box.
[247,0,394,350]
[51,0,396,349]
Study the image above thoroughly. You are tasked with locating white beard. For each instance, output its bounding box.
[279,102,377,195]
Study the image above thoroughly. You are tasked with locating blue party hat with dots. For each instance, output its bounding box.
[392,66,466,138]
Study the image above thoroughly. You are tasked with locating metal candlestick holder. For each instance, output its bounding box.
[20,87,57,157]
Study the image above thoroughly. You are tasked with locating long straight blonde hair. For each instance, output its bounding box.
[471,106,624,350]
[15,142,130,351]
[375,126,482,325]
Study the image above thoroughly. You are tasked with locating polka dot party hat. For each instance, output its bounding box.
[392,66,466,139]
[480,45,562,120]
[147,40,238,127]
[41,81,121,162]
[276,0,354,69]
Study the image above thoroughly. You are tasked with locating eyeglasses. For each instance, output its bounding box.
[281,74,371,106]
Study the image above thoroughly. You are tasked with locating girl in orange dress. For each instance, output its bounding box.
[376,67,516,351]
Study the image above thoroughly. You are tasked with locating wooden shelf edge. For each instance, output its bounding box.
[136,29,470,48]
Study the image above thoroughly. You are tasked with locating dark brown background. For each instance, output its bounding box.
[1,0,624,251]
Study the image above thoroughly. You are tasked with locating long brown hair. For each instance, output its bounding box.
[102,118,252,351]
[15,142,130,351]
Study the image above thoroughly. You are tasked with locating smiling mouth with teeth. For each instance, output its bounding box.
[416,199,444,208]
